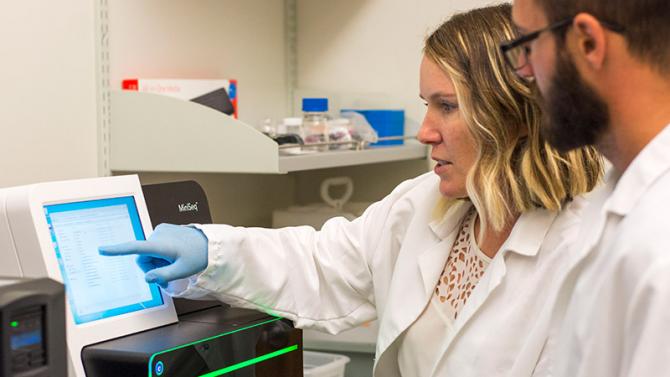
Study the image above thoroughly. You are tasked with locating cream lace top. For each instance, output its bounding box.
[434,208,491,320]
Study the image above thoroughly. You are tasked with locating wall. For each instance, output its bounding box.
[0,1,100,188]
[107,0,288,128]
[296,0,503,131]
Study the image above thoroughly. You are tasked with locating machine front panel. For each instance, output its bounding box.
[149,318,302,377]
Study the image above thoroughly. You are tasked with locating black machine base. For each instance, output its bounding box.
[82,307,302,377]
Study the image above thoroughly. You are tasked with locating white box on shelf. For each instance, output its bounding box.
[303,320,378,354]
[303,351,350,377]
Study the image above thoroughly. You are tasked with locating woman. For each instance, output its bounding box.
[100,4,602,376]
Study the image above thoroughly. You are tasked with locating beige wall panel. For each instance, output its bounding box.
[108,0,288,128]
[0,1,99,187]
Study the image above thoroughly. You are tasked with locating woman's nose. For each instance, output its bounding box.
[417,116,441,145]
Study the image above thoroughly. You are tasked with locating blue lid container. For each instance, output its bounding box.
[302,98,329,112]
[341,109,405,146]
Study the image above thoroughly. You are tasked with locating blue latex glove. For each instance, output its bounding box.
[98,223,208,288]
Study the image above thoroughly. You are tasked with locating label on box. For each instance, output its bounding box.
[122,79,238,119]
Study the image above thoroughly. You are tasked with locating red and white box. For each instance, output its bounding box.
[122,79,238,119]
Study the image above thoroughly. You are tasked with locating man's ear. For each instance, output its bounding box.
[571,12,608,70]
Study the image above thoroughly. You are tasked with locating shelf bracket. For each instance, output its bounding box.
[285,0,298,116]
[95,0,112,177]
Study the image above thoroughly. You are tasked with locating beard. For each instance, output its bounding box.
[537,49,610,152]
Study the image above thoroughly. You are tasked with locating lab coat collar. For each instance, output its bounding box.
[429,200,558,259]
[606,124,670,216]
[501,207,558,257]
[446,207,557,334]
[420,204,557,317]
[428,199,472,239]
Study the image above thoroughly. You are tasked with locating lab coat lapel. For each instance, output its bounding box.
[437,245,508,367]
[417,237,459,295]
[569,175,617,267]
[428,208,558,376]
[453,251,507,329]
[374,202,471,369]
[452,209,558,328]
[420,201,474,298]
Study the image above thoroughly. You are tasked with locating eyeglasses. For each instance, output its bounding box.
[500,16,626,72]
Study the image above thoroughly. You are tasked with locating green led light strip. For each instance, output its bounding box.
[148,317,293,377]
[198,344,299,377]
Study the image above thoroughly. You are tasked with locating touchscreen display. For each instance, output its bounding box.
[44,196,163,324]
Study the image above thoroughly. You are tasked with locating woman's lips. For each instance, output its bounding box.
[433,159,452,175]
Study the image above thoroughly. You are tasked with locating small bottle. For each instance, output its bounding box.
[282,117,303,138]
[302,98,329,151]
[258,118,276,138]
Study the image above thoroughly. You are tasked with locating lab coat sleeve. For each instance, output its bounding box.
[168,175,429,334]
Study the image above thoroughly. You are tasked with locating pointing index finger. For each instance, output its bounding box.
[98,240,157,257]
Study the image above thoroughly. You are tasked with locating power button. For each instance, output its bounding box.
[155,361,164,376]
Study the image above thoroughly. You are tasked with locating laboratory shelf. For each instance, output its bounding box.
[279,143,426,172]
[110,91,427,174]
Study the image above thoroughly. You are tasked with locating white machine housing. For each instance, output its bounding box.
[0,175,178,377]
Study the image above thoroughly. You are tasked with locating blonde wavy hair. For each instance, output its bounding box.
[425,4,603,232]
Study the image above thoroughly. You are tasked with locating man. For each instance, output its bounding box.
[504,0,670,376]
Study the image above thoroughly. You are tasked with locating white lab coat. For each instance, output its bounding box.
[542,124,670,377]
[170,172,586,377]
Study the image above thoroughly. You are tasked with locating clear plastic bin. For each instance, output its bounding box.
[303,350,351,377]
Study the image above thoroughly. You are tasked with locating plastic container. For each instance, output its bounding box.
[303,351,351,377]
[326,118,353,149]
[303,98,330,151]
[341,109,404,146]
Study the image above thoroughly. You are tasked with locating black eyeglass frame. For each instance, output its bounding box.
[500,16,626,71]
